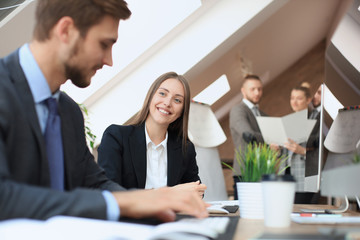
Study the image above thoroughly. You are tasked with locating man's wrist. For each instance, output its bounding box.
[102,191,120,221]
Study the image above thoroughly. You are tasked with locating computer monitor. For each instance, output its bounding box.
[321,0,360,178]
[301,0,360,213]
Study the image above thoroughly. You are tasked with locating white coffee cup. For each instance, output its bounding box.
[261,174,295,228]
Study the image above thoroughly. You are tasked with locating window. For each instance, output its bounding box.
[193,75,230,105]
[61,0,201,103]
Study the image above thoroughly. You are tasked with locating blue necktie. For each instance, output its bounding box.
[44,98,64,190]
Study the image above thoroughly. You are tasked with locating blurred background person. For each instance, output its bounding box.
[229,74,266,200]
[284,84,317,203]
[305,84,327,201]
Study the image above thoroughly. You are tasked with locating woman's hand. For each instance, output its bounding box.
[172,181,207,198]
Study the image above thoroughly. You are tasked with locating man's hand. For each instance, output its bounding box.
[112,186,208,222]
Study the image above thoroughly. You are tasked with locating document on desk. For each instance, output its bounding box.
[0,216,223,240]
[256,109,316,146]
[0,216,153,240]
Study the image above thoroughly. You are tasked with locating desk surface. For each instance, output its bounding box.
[231,204,360,240]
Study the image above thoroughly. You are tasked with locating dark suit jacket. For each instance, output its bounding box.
[97,124,200,189]
[305,112,321,177]
[0,49,124,220]
[229,101,266,175]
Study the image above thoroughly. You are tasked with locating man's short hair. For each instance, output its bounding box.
[34,0,132,41]
[242,74,262,87]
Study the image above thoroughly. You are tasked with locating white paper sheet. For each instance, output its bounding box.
[0,215,220,240]
[256,109,316,146]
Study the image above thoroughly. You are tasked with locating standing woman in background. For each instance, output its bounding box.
[284,84,313,203]
[98,72,206,197]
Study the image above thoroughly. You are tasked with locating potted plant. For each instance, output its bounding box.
[78,103,97,151]
[223,142,288,219]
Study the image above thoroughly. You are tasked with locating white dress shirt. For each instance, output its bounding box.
[243,99,260,116]
[144,125,168,189]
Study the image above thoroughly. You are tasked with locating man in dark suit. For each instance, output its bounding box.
[229,74,266,199]
[305,84,328,184]
[305,84,323,177]
[0,0,207,222]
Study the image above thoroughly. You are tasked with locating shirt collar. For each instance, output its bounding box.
[19,44,57,103]
[243,98,258,109]
[144,123,168,148]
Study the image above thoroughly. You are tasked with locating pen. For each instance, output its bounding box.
[292,213,342,217]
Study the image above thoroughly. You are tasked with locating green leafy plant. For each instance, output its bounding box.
[78,103,97,151]
[222,142,288,182]
[353,153,360,164]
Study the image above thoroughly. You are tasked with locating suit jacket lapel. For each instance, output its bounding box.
[167,133,183,186]
[129,124,147,188]
[242,102,261,132]
[4,50,49,186]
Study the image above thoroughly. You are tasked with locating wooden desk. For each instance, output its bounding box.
[231,204,360,240]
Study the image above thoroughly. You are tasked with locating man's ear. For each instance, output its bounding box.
[241,87,245,96]
[52,16,77,43]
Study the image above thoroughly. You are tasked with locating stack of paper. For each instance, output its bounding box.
[256,109,317,146]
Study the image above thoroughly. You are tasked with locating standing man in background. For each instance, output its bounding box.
[229,74,266,199]
[309,84,322,119]
[305,84,326,182]
[0,0,207,222]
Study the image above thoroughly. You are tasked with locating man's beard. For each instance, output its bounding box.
[64,38,91,88]
[65,64,89,88]
[245,94,260,104]
[312,100,321,108]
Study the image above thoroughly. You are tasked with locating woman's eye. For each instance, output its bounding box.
[159,91,165,96]
[174,98,182,104]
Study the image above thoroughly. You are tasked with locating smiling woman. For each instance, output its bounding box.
[290,86,312,113]
[97,72,206,198]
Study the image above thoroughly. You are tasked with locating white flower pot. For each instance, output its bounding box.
[236,182,264,219]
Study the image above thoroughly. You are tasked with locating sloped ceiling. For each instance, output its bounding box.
[0,0,351,140]
[186,0,348,120]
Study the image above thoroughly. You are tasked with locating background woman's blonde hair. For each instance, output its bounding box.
[300,81,311,89]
